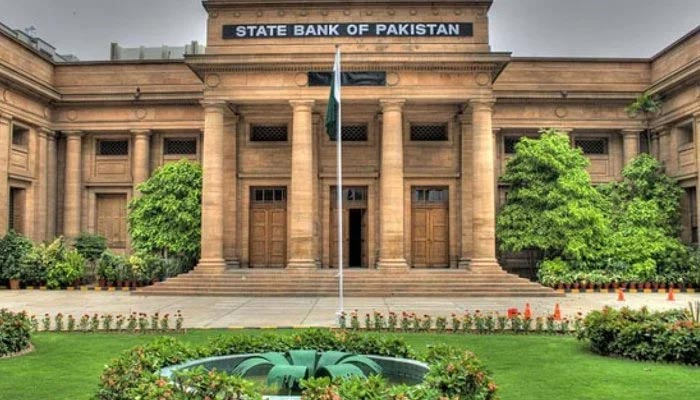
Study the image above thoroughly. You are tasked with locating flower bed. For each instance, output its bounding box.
[578,306,700,365]
[0,309,32,357]
[96,329,498,400]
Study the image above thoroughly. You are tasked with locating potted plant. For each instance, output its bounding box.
[0,231,33,290]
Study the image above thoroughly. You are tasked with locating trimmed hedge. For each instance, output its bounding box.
[96,329,497,400]
[579,307,700,365]
[0,309,32,357]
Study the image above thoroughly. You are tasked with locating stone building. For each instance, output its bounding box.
[0,0,698,296]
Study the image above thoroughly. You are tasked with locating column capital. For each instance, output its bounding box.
[200,100,227,112]
[38,127,55,139]
[621,128,644,136]
[470,98,496,112]
[130,129,152,138]
[62,130,84,139]
[379,99,406,112]
[651,125,670,135]
[289,99,315,111]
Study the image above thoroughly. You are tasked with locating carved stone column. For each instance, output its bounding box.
[222,112,240,267]
[656,126,671,167]
[458,112,473,267]
[695,115,700,238]
[36,128,50,241]
[288,100,316,268]
[196,101,227,271]
[63,131,83,240]
[622,129,641,166]
[131,129,151,196]
[470,99,502,272]
[47,130,58,238]
[377,99,408,269]
[0,114,10,233]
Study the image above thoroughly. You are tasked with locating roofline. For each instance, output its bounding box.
[0,26,56,65]
[55,59,187,67]
[203,0,493,11]
[651,24,700,61]
[512,56,649,63]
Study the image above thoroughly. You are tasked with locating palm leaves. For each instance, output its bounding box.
[231,350,382,390]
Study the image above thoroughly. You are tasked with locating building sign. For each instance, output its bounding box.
[223,23,473,39]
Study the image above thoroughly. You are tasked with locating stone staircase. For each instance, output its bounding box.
[136,268,561,297]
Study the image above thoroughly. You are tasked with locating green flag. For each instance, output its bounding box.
[325,49,341,140]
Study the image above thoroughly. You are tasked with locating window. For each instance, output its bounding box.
[251,187,286,204]
[410,124,448,141]
[97,140,129,156]
[413,188,448,204]
[331,187,367,202]
[678,121,694,146]
[330,125,368,142]
[11,125,28,147]
[687,187,698,244]
[504,137,520,154]
[164,138,197,155]
[250,125,288,142]
[308,71,386,86]
[575,138,608,155]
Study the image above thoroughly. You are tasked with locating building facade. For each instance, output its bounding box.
[1,0,699,294]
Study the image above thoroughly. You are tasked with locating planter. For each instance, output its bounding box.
[116,280,122,288]
[99,279,106,288]
[644,282,651,290]
[556,283,564,290]
[573,283,580,289]
[9,279,20,290]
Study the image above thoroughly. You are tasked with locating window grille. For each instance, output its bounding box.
[251,187,286,203]
[97,140,129,156]
[504,137,520,154]
[678,122,694,146]
[410,124,448,141]
[330,125,368,142]
[11,126,28,146]
[413,188,448,204]
[250,125,288,142]
[332,187,367,202]
[164,138,197,155]
[575,138,608,155]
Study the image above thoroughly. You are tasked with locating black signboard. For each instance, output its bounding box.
[308,72,386,87]
[223,23,473,39]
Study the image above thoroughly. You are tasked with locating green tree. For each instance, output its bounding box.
[128,159,202,263]
[0,231,33,281]
[625,92,662,153]
[496,129,610,262]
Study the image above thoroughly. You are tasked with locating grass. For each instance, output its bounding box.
[0,330,698,399]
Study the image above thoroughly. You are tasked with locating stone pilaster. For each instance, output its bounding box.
[46,130,57,239]
[36,128,50,241]
[622,129,641,166]
[470,99,502,272]
[0,114,10,234]
[458,112,473,268]
[196,101,227,271]
[288,100,316,268]
[656,126,671,167]
[131,129,151,196]
[377,99,408,269]
[63,131,83,241]
[695,114,700,239]
[222,112,240,267]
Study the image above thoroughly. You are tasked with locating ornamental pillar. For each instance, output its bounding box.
[288,100,316,268]
[377,99,408,269]
[36,128,50,241]
[470,99,502,272]
[622,129,641,166]
[131,129,151,196]
[695,115,700,239]
[63,131,83,240]
[222,112,240,266]
[0,114,10,233]
[196,101,226,271]
[459,113,473,267]
[47,130,58,238]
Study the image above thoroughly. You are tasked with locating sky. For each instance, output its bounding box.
[0,0,698,60]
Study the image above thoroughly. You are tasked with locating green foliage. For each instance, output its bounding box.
[497,129,610,261]
[172,367,263,400]
[128,159,202,263]
[0,231,33,281]
[0,309,32,357]
[20,237,66,285]
[97,251,128,282]
[625,92,662,117]
[423,344,498,399]
[47,249,85,289]
[73,232,107,262]
[579,307,699,364]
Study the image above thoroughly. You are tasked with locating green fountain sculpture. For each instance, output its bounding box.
[232,350,382,390]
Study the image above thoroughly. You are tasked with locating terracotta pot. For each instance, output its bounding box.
[603,283,611,290]
[116,280,122,288]
[557,283,564,290]
[644,282,651,289]
[652,282,658,290]
[9,279,20,290]
[573,282,580,289]
[99,279,106,288]
[564,283,571,290]
[660,283,666,289]
[612,282,619,289]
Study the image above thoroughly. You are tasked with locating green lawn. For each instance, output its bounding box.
[0,330,697,399]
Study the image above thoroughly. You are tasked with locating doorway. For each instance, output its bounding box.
[411,187,449,268]
[348,209,365,267]
[330,187,368,268]
[249,187,287,268]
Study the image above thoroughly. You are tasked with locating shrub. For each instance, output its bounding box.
[97,251,128,283]
[0,231,33,282]
[579,307,699,364]
[21,237,66,286]
[47,249,85,289]
[0,309,32,357]
[73,232,107,262]
[97,330,495,400]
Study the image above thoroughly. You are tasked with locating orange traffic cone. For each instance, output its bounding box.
[553,303,561,320]
[524,303,532,319]
[667,286,675,301]
[617,289,625,301]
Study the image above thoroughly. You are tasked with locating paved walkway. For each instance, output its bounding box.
[1,290,698,328]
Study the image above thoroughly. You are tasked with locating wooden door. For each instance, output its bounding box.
[249,187,287,268]
[330,209,349,268]
[9,188,26,235]
[97,194,127,249]
[411,188,449,268]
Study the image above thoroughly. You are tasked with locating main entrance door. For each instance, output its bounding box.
[411,187,449,268]
[249,187,287,268]
[330,187,367,268]
[96,194,127,250]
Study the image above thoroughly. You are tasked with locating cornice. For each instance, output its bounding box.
[0,64,60,103]
[203,0,493,11]
[647,58,700,96]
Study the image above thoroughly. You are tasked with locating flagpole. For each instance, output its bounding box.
[335,45,344,316]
